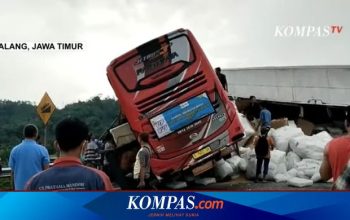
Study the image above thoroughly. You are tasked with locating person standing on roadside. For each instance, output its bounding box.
[215,67,228,91]
[9,124,50,190]
[26,118,113,191]
[102,134,117,182]
[245,96,261,127]
[258,102,272,131]
[253,127,274,182]
[134,133,152,189]
[320,107,350,183]
[84,134,101,168]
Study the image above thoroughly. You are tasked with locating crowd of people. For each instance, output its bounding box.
[8,119,111,190]
[7,117,153,191]
[5,67,350,191]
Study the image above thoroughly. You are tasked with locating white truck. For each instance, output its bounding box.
[224,65,350,134]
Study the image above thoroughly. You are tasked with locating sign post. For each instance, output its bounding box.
[37,92,56,146]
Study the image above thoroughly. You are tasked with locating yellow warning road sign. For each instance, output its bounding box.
[37,92,56,125]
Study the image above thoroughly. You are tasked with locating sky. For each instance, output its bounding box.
[0,0,349,108]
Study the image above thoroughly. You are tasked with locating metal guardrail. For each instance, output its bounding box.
[0,167,11,177]
[0,167,12,190]
[0,162,55,191]
[0,163,53,177]
[2,167,11,173]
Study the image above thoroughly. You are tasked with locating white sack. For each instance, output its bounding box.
[265,162,278,180]
[226,156,241,175]
[270,150,287,165]
[274,174,288,182]
[287,177,313,187]
[214,159,234,180]
[245,149,288,181]
[286,152,301,170]
[239,147,250,155]
[289,131,332,160]
[293,159,321,180]
[237,113,256,147]
[246,155,257,179]
[270,150,288,175]
[296,159,321,171]
[226,156,241,169]
[166,181,187,189]
[271,127,304,152]
[296,171,308,179]
[288,120,297,128]
[276,163,287,174]
[239,158,248,172]
[195,177,216,186]
[287,168,298,178]
[311,173,321,183]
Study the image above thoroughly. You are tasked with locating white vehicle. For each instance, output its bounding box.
[224,66,350,106]
[224,66,349,131]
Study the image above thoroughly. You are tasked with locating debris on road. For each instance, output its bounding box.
[289,131,332,160]
[286,151,301,170]
[228,118,334,188]
[194,177,217,186]
[165,181,188,189]
[237,113,256,147]
[270,126,304,152]
[287,177,313,188]
[215,159,234,180]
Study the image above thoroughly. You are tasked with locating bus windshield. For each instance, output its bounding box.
[114,34,195,91]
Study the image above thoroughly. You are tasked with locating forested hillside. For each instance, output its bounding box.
[0,96,120,164]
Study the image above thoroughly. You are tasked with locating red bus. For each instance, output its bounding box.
[107,29,244,178]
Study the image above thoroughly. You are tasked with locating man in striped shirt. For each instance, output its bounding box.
[26,118,113,191]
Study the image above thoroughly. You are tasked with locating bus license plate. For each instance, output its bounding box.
[192,147,211,159]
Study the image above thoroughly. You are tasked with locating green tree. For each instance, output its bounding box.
[0,97,120,165]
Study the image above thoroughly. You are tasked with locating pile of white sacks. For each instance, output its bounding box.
[219,113,333,187]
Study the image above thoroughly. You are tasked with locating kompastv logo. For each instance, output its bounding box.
[274,25,343,37]
[127,195,224,210]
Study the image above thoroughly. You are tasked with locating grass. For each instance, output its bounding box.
[0,176,12,190]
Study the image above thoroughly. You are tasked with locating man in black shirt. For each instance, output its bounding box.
[245,96,261,123]
[215,67,228,91]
